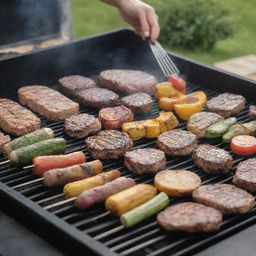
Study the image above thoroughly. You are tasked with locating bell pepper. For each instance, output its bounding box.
[159,96,187,111]
[155,82,184,99]
[189,91,207,107]
[168,75,186,94]
[155,111,179,133]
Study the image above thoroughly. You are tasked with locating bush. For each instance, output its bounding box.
[158,0,236,51]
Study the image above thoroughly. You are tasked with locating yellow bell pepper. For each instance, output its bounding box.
[189,91,207,107]
[156,111,179,133]
[155,82,184,99]
[159,96,187,111]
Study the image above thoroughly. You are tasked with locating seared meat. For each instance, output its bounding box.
[99,69,157,95]
[206,93,246,118]
[249,105,256,120]
[157,129,197,156]
[98,105,134,130]
[121,93,153,114]
[76,87,119,108]
[0,98,41,136]
[85,130,133,159]
[193,184,255,215]
[192,144,233,174]
[233,158,256,192]
[0,132,11,151]
[64,114,101,138]
[124,148,166,174]
[18,86,79,121]
[59,75,96,96]
[187,112,224,138]
[157,202,222,233]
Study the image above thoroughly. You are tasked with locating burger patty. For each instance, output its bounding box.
[192,144,233,174]
[64,113,101,138]
[75,87,119,108]
[121,92,153,114]
[249,105,256,120]
[157,202,222,233]
[193,184,255,215]
[85,130,133,159]
[58,75,96,96]
[187,112,224,138]
[233,158,256,192]
[124,148,166,174]
[205,93,246,118]
[99,69,158,95]
[157,129,197,156]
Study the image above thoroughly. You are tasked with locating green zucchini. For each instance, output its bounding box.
[120,192,170,228]
[3,128,54,155]
[9,138,66,165]
[206,117,236,138]
[222,124,250,143]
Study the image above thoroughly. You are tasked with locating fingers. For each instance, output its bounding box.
[138,10,150,40]
[146,8,160,42]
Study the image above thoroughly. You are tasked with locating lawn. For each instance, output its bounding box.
[72,0,256,65]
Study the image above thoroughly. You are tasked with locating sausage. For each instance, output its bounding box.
[74,177,135,209]
[33,151,86,175]
[63,169,121,198]
[43,160,103,187]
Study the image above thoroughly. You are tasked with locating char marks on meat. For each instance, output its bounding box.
[99,69,158,95]
[0,98,41,136]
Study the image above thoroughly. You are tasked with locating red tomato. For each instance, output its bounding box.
[231,135,256,155]
[168,75,186,94]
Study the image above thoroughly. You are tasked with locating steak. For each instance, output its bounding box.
[192,144,233,174]
[0,132,11,151]
[193,184,255,215]
[75,87,119,108]
[157,202,222,233]
[59,75,96,96]
[0,98,41,136]
[205,93,246,118]
[121,92,153,114]
[64,114,101,138]
[157,129,197,156]
[124,148,166,174]
[187,111,224,138]
[85,130,133,159]
[99,69,158,95]
[18,86,79,121]
[249,105,256,120]
[233,158,256,192]
[98,105,134,130]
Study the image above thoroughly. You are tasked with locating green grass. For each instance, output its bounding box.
[72,0,256,65]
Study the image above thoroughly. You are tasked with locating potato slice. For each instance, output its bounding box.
[154,170,201,197]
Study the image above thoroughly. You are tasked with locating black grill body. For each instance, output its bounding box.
[0,29,255,256]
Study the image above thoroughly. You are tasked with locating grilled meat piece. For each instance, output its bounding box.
[99,69,158,95]
[206,93,246,118]
[98,105,134,130]
[192,144,233,174]
[64,114,101,138]
[124,148,166,174]
[59,75,96,96]
[76,87,119,108]
[157,129,197,156]
[187,111,224,138]
[249,105,256,120]
[121,93,153,114]
[85,130,133,159]
[193,184,255,215]
[0,132,11,151]
[233,158,256,192]
[157,202,222,233]
[0,98,41,136]
[18,86,79,121]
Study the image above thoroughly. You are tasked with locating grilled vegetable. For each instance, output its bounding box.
[231,135,256,155]
[105,184,157,216]
[222,124,250,143]
[9,138,66,166]
[43,160,103,187]
[243,120,256,134]
[168,75,186,94]
[33,151,86,175]
[74,177,136,209]
[63,169,121,198]
[122,112,179,141]
[120,192,169,227]
[206,117,237,138]
[3,128,54,155]
[159,96,187,111]
[155,82,184,99]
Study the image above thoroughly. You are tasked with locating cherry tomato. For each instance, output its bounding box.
[231,135,256,155]
[168,75,186,94]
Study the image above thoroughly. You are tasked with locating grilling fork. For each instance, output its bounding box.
[149,40,180,77]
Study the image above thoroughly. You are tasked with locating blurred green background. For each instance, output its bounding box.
[72,0,255,65]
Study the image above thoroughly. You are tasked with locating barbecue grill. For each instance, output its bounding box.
[0,29,256,256]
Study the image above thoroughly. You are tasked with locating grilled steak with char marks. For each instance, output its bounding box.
[85,130,133,159]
